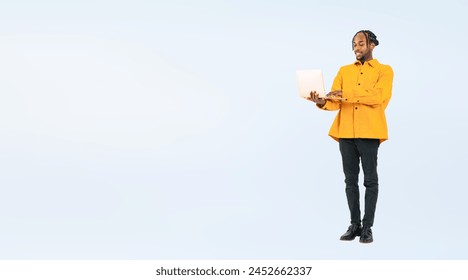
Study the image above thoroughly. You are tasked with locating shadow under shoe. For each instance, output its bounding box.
[339,224,362,241]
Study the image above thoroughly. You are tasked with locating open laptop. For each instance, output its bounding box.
[296,69,346,100]
[296,69,326,99]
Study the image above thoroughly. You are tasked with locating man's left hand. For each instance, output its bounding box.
[327,90,343,98]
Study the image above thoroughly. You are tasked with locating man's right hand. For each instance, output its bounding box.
[306,91,326,106]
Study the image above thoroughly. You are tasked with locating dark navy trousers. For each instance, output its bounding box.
[339,138,380,227]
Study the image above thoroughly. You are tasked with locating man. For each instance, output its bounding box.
[307,30,393,243]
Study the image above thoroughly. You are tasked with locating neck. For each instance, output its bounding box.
[359,54,373,64]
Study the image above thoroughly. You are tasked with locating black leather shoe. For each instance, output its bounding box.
[340,224,362,241]
[359,226,373,243]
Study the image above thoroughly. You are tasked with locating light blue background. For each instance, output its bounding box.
[1,0,467,259]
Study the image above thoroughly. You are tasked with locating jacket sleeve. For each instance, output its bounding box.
[343,65,393,108]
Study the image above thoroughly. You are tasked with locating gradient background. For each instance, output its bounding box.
[0,0,467,259]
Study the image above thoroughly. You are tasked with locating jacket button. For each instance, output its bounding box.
[355,107,358,110]
[358,83,361,85]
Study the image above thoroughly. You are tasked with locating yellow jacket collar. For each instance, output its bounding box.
[354,59,380,67]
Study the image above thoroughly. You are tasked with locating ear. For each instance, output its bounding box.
[369,43,375,51]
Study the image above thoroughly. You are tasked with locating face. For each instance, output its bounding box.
[353,32,374,62]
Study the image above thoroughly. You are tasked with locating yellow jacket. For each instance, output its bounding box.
[319,59,394,143]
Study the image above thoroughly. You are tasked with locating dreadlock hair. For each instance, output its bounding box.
[352,30,379,50]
